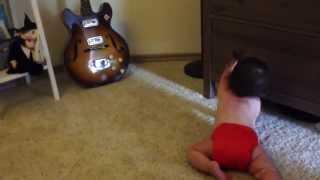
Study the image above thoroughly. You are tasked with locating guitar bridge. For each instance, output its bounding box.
[88,58,112,73]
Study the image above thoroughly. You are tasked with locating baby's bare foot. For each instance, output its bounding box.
[210,161,232,180]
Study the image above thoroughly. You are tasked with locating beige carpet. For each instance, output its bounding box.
[0,63,251,180]
[0,62,319,180]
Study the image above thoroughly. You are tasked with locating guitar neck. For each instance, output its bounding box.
[81,0,94,16]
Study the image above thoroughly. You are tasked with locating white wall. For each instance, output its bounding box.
[9,0,201,65]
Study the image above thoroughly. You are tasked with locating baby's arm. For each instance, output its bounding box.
[218,61,237,88]
[249,145,282,180]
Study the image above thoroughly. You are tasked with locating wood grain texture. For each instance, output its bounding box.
[208,0,320,33]
[203,0,320,116]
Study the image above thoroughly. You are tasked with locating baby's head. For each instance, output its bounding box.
[229,57,269,98]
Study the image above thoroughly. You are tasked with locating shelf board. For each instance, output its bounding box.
[0,69,29,84]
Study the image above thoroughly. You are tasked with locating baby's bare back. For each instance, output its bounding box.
[216,90,260,128]
[215,69,261,130]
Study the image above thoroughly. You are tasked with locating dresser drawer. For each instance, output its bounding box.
[208,0,320,33]
[210,18,320,105]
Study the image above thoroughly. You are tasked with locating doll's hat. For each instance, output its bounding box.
[16,14,37,33]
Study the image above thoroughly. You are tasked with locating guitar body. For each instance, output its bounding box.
[63,2,130,87]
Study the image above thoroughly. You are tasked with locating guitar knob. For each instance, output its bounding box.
[104,14,110,21]
[101,74,108,81]
[120,69,125,74]
[109,55,114,59]
[112,66,117,71]
[118,58,123,63]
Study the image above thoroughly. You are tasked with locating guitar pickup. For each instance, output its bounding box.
[82,18,99,28]
[87,36,104,46]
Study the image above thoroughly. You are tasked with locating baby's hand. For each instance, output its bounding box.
[220,60,238,82]
[225,60,238,73]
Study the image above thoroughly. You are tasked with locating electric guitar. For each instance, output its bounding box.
[63,0,130,87]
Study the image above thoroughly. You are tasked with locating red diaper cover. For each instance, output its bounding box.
[211,123,258,171]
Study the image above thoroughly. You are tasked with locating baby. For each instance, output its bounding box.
[187,57,281,180]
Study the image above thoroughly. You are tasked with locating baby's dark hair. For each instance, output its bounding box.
[229,57,269,98]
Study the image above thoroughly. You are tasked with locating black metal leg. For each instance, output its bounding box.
[204,79,216,98]
[184,60,203,79]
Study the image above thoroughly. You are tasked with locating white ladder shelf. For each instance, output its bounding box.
[0,65,48,85]
[1,0,61,100]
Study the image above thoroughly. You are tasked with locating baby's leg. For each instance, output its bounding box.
[249,145,282,180]
[187,137,230,180]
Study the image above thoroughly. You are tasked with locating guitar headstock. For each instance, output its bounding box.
[81,0,94,16]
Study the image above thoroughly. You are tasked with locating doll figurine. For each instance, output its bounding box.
[7,14,44,75]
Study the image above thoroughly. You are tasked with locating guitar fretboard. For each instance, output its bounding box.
[81,0,94,16]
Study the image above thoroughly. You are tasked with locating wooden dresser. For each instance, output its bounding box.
[202,0,320,116]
